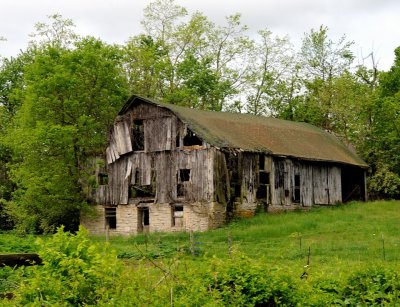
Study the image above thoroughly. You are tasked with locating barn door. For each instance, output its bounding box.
[313,165,342,205]
[313,166,330,205]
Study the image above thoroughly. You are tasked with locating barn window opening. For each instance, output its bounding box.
[183,130,202,146]
[172,205,184,227]
[259,155,265,171]
[179,169,190,182]
[129,170,156,198]
[142,207,149,226]
[234,184,241,198]
[177,169,190,198]
[105,207,116,229]
[176,132,181,148]
[132,120,144,151]
[259,171,270,185]
[257,172,270,200]
[98,173,108,185]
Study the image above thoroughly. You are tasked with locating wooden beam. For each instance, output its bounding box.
[0,253,42,267]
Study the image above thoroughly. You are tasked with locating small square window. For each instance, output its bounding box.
[179,169,190,182]
[98,173,108,185]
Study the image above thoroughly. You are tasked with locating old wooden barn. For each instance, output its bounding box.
[81,95,368,235]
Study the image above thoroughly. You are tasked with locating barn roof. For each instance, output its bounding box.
[120,95,368,168]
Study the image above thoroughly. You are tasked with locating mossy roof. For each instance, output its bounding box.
[120,95,368,168]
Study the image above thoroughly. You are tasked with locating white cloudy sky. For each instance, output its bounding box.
[1,0,399,70]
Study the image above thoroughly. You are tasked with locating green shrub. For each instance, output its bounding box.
[340,266,400,305]
[11,226,121,306]
[207,256,304,306]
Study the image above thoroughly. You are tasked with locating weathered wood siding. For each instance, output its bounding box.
[212,149,229,204]
[145,117,174,152]
[96,149,213,206]
[270,158,342,208]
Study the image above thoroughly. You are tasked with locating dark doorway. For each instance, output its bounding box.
[137,207,150,232]
[341,166,366,202]
[105,207,116,229]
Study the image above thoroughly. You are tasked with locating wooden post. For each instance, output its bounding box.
[105,224,110,242]
[190,231,195,256]
[228,231,233,258]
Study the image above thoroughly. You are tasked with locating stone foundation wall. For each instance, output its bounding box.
[235,201,258,218]
[82,201,227,235]
[115,205,138,234]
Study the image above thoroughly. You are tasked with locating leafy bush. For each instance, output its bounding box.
[206,256,305,306]
[339,266,400,305]
[11,226,121,306]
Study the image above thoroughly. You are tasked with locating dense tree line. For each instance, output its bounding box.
[0,0,399,232]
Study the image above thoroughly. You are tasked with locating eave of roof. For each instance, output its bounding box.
[120,95,368,168]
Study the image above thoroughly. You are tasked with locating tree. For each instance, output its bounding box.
[28,13,78,49]
[126,1,247,111]
[244,29,296,116]
[363,47,400,198]
[5,16,129,232]
[296,25,355,130]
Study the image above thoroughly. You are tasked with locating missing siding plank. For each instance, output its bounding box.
[293,174,301,203]
[132,120,144,151]
[177,169,190,198]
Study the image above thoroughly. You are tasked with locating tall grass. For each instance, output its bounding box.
[92,201,400,269]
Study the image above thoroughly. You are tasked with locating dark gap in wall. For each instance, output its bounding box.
[259,154,265,170]
[105,207,116,229]
[132,120,144,150]
[129,169,156,198]
[98,173,108,185]
[183,129,202,146]
[293,174,300,203]
[179,169,190,182]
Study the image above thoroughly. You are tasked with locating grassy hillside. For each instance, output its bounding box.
[91,200,400,269]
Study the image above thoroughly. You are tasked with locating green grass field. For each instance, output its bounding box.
[87,200,400,271]
[2,200,400,269]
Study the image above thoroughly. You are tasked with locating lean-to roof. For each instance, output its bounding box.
[120,95,368,168]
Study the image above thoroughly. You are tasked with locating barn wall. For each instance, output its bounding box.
[270,158,342,209]
[89,101,226,235]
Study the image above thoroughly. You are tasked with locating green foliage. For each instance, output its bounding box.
[340,266,400,305]
[207,256,304,306]
[11,226,121,306]
[4,20,128,232]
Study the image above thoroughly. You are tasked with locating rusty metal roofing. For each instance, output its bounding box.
[121,95,368,168]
